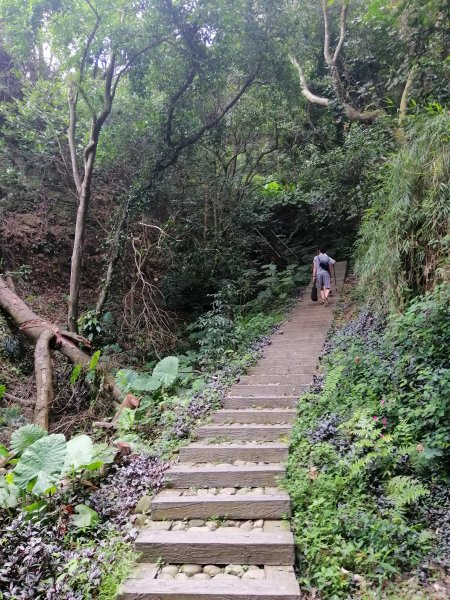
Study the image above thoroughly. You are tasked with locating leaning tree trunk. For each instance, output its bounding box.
[0,276,122,403]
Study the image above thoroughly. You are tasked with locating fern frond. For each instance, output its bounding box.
[386,475,429,509]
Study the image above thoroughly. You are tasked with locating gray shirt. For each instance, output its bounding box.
[314,253,336,275]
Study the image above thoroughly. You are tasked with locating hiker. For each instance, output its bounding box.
[312,247,336,306]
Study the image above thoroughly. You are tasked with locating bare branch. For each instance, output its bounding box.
[244,142,279,185]
[111,37,168,100]
[81,0,101,85]
[333,3,348,64]
[68,86,82,193]
[150,68,260,179]
[79,87,97,120]
[3,393,34,407]
[322,0,332,65]
[290,55,330,107]
[97,53,116,128]
[67,1,100,194]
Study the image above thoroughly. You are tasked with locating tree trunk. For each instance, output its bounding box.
[0,275,122,400]
[68,148,97,332]
[34,330,55,430]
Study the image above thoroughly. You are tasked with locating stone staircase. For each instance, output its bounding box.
[119,262,347,599]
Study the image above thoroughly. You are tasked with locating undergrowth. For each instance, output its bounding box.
[286,281,450,598]
[0,262,309,598]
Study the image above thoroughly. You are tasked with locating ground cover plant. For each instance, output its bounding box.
[0,262,307,598]
[285,282,450,598]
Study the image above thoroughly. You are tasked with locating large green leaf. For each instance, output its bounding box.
[13,434,67,495]
[64,434,94,471]
[10,424,48,455]
[152,356,179,387]
[132,375,161,392]
[70,503,99,529]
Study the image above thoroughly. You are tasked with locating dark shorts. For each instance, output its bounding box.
[318,272,331,289]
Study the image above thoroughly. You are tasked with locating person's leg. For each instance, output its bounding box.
[323,273,331,304]
[318,274,326,303]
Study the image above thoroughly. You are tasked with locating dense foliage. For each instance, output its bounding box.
[0,0,449,597]
[356,113,450,310]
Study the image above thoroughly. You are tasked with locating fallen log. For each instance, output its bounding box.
[0,276,123,408]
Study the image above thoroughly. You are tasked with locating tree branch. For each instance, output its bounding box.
[322,0,332,65]
[166,64,197,146]
[150,68,260,179]
[333,3,348,64]
[67,1,101,194]
[290,55,330,107]
[68,86,82,194]
[111,37,168,100]
[246,147,279,185]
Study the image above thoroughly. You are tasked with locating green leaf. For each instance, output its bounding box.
[70,503,99,529]
[115,368,139,392]
[132,375,162,391]
[0,476,19,509]
[70,363,83,385]
[117,407,135,432]
[89,350,101,371]
[23,499,48,514]
[10,424,48,455]
[153,356,179,387]
[0,443,8,457]
[13,434,67,495]
[64,434,94,471]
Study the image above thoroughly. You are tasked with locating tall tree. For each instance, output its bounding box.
[289,0,383,122]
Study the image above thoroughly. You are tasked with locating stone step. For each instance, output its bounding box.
[262,344,325,351]
[119,564,300,599]
[212,409,296,424]
[135,527,294,565]
[196,424,292,442]
[262,343,325,351]
[223,396,298,409]
[165,463,285,488]
[252,359,318,367]
[259,353,321,361]
[151,489,291,520]
[179,442,289,463]
[269,328,327,333]
[238,376,312,386]
[266,340,326,347]
[230,384,303,396]
[247,365,316,375]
